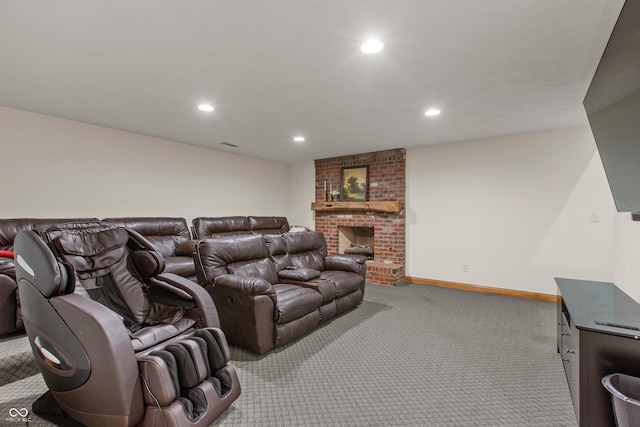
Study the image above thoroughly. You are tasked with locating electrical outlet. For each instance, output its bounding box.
[463,264,469,272]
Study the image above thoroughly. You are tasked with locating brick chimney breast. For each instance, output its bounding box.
[313,148,405,285]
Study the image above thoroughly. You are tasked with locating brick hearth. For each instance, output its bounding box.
[313,148,405,286]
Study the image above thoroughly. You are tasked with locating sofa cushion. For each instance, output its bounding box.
[102,217,191,258]
[164,256,196,278]
[0,218,99,251]
[195,235,271,283]
[248,216,290,235]
[174,240,196,257]
[228,258,278,284]
[292,278,338,304]
[192,217,251,239]
[282,231,327,271]
[320,270,363,297]
[264,234,290,271]
[272,284,322,324]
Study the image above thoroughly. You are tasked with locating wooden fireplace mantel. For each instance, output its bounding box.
[311,200,402,213]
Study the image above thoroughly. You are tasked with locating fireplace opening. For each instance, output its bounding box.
[338,226,374,260]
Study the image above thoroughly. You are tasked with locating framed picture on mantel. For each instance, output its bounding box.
[340,165,368,201]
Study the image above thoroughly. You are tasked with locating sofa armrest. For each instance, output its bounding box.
[325,254,367,277]
[0,274,18,335]
[214,274,276,299]
[0,257,15,278]
[209,275,278,355]
[174,240,197,256]
[153,273,220,328]
[213,274,275,296]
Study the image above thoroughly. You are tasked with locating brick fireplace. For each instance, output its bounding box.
[313,148,405,286]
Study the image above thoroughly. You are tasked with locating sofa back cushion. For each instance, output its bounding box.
[228,258,278,284]
[264,234,290,271]
[192,216,251,239]
[0,218,99,251]
[248,216,290,235]
[196,235,278,284]
[102,217,191,258]
[282,231,327,271]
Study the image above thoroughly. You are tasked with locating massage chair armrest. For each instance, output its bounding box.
[214,274,276,300]
[324,254,368,277]
[153,273,220,328]
[51,293,134,350]
[174,240,197,256]
[47,293,144,420]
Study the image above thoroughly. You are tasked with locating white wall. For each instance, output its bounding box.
[406,127,616,295]
[0,106,289,223]
[613,213,640,302]
[286,160,316,229]
[3,105,624,297]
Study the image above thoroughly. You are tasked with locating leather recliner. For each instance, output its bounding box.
[191,216,290,239]
[14,222,240,426]
[269,231,367,316]
[263,231,367,323]
[194,234,323,355]
[102,217,197,281]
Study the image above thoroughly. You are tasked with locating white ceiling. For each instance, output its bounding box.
[0,0,625,163]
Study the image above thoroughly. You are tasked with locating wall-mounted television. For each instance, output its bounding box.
[583,0,640,213]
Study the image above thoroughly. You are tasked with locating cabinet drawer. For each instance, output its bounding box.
[561,334,576,360]
[560,313,571,337]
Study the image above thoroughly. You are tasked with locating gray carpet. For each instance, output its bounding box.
[213,282,576,426]
[0,283,577,426]
[0,333,38,387]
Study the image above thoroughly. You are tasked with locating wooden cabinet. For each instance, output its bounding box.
[556,278,640,427]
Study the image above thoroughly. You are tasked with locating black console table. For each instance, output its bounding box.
[556,278,640,427]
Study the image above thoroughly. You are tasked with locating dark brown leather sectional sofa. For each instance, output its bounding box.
[2,216,367,355]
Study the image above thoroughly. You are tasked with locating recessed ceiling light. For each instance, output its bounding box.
[424,108,441,116]
[198,104,214,112]
[361,39,383,54]
[293,136,305,143]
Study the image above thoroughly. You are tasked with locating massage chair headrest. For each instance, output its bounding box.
[14,230,75,298]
